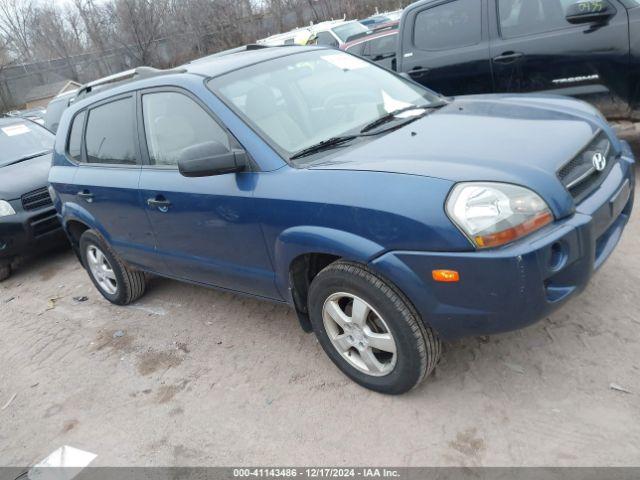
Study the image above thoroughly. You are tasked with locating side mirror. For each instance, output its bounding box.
[565,0,616,24]
[178,141,247,178]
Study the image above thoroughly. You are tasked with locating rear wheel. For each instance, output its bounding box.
[79,230,146,305]
[308,261,441,394]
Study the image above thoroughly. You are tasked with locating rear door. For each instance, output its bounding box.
[137,88,278,299]
[398,0,493,96]
[69,95,159,270]
[489,0,630,117]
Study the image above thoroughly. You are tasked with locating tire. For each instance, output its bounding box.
[79,230,146,305]
[308,261,441,395]
[0,263,11,282]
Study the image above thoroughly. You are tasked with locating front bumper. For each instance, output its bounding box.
[0,199,65,263]
[371,144,636,341]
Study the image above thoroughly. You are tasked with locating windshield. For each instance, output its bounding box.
[332,22,369,42]
[0,121,54,167]
[208,50,441,163]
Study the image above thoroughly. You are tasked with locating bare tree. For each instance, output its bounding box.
[109,0,166,65]
[0,0,35,61]
[31,4,85,80]
[0,35,13,110]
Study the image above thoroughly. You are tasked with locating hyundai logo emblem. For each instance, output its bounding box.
[592,152,607,172]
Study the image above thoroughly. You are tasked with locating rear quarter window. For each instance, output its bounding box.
[67,110,86,161]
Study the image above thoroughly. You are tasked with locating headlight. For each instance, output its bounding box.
[0,200,16,217]
[446,182,553,249]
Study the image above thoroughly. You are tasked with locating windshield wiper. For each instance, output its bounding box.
[290,136,358,160]
[4,150,52,167]
[359,103,446,134]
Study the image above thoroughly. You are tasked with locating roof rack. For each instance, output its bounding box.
[77,66,187,97]
[190,43,286,63]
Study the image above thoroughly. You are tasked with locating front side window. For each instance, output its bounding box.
[498,0,577,38]
[414,0,482,50]
[0,121,54,167]
[85,97,137,165]
[142,91,231,166]
[67,110,86,161]
[209,50,441,162]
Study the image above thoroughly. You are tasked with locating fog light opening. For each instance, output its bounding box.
[549,242,566,271]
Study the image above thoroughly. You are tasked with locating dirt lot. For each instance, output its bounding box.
[1,177,640,468]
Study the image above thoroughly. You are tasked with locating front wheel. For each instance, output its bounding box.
[308,261,441,395]
[79,230,146,305]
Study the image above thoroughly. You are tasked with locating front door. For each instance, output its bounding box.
[398,0,493,96]
[137,89,279,299]
[489,0,630,117]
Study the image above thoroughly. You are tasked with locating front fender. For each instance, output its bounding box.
[273,226,385,300]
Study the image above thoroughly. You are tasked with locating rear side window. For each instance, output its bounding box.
[346,42,366,56]
[367,35,397,60]
[85,97,137,165]
[413,0,482,50]
[67,111,85,161]
[142,91,231,167]
[316,31,339,47]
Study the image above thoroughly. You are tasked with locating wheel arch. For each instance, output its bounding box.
[275,226,385,332]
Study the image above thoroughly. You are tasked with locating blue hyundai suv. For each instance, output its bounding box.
[50,47,635,394]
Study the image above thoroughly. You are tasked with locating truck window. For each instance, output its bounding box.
[85,97,138,165]
[498,0,576,38]
[368,35,397,61]
[413,0,482,51]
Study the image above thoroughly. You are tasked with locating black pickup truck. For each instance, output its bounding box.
[395,0,640,119]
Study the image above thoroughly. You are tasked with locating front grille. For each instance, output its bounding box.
[557,134,616,203]
[21,187,53,211]
[29,209,60,238]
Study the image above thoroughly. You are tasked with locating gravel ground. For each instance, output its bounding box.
[0,175,639,468]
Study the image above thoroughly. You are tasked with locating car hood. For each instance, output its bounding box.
[310,94,620,217]
[0,152,52,201]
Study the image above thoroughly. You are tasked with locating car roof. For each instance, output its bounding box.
[64,46,331,116]
[0,116,28,126]
[185,45,320,77]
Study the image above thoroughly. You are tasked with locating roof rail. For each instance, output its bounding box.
[77,66,187,97]
[190,44,272,62]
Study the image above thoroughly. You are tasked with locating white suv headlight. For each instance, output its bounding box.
[446,182,553,249]
[0,200,16,217]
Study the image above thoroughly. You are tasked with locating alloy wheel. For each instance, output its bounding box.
[322,292,397,377]
[86,245,118,295]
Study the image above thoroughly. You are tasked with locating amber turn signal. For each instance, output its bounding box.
[432,270,460,283]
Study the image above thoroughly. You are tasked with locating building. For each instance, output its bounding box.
[23,80,81,109]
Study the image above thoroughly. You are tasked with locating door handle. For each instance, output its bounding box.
[410,66,430,75]
[77,190,94,203]
[147,196,172,213]
[493,52,524,64]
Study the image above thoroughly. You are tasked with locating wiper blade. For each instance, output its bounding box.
[360,103,446,134]
[4,150,52,166]
[290,136,358,160]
